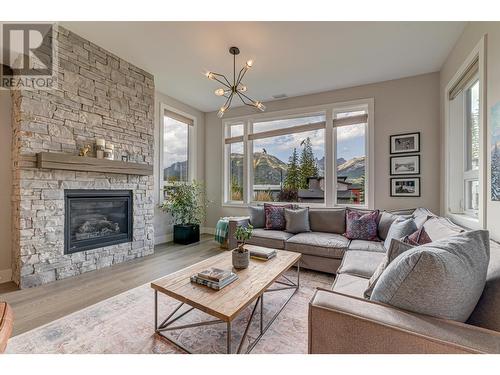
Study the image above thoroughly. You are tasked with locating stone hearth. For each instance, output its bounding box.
[11,26,155,288]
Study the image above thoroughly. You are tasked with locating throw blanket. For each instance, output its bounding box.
[214,218,229,245]
[214,216,249,246]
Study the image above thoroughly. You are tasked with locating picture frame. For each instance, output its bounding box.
[390,132,420,154]
[390,155,420,175]
[390,177,421,197]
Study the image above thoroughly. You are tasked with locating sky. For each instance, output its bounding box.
[163,116,188,167]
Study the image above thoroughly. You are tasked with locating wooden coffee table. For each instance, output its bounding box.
[151,247,301,354]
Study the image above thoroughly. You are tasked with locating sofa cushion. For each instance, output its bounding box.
[246,229,294,249]
[378,211,399,240]
[364,239,414,299]
[337,250,385,278]
[285,232,348,259]
[248,206,265,228]
[422,216,464,242]
[467,239,500,332]
[412,207,435,228]
[348,240,386,253]
[383,217,417,250]
[331,273,369,298]
[308,208,346,234]
[344,209,379,241]
[284,207,310,234]
[371,230,490,322]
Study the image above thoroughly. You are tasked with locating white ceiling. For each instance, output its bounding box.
[61,22,466,112]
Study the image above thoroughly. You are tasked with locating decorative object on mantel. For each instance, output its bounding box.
[36,152,153,176]
[121,155,129,162]
[232,224,253,269]
[96,138,105,159]
[160,180,209,245]
[104,143,114,160]
[78,144,92,157]
[205,46,265,118]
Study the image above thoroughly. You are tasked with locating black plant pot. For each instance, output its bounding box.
[173,224,200,245]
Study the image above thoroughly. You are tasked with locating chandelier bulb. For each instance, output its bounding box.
[214,88,225,96]
[217,106,227,118]
[245,60,253,69]
[237,85,247,92]
[205,71,215,80]
[255,101,266,112]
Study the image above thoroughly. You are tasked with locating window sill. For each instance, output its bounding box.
[221,202,369,210]
[447,212,481,230]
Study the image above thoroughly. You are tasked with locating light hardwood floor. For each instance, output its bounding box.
[0,235,222,336]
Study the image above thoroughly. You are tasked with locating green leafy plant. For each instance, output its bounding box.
[234,224,254,252]
[160,180,208,225]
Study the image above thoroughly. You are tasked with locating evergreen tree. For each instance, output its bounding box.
[492,142,500,201]
[284,148,301,191]
[299,137,319,188]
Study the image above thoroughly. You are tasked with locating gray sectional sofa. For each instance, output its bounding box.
[228,207,500,353]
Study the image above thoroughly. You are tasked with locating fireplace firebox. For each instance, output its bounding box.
[64,190,133,254]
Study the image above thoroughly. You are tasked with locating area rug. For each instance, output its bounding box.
[7,270,333,354]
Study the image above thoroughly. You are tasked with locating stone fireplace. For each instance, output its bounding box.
[11,26,155,288]
[64,190,133,254]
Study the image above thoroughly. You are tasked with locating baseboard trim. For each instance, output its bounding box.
[202,227,215,235]
[155,227,215,245]
[0,268,12,283]
[155,233,173,245]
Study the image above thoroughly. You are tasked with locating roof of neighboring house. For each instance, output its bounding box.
[336,190,357,199]
[298,189,324,199]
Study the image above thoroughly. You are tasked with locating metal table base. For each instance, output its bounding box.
[154,261,300,354]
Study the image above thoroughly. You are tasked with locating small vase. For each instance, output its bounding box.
[232,247,250,269]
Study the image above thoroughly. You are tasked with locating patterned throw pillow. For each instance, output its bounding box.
[344,209,380,241]
[403,226,432,246]
[264,203,293,230]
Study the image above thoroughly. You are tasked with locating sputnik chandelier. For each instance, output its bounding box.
[205,46,265,118]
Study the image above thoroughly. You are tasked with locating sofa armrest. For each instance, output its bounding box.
[228,218,250,251]
[309,289,500,354]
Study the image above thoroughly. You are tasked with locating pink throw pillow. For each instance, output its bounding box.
[344,209,380,241]
[264,203,293,230]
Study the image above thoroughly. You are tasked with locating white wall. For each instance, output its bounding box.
[154,91,206,244]
[440,22,500,241]
[0,91,12,283]
[204,73,441,228]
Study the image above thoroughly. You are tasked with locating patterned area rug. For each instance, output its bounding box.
[7,270,333,354]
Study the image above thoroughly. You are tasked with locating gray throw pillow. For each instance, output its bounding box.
[383,217,417,250]
[378,211,412,240]
[364,239,414,299]
[371,230,490,322]
[248,206,265,228]
[284,208,310,234]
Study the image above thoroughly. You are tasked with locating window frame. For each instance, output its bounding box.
[221,99,374,209]
[159,103,197,202]
[444,36,486,229]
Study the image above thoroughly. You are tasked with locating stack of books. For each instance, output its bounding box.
[250,247,277,261]
[190,267,238,290]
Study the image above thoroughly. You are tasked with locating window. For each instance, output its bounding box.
[161,108,193,197]
[223,101,372,207]
[447,56,482,220]
[335,111,367,205]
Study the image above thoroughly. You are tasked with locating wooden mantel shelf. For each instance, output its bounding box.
[36,152,153,176]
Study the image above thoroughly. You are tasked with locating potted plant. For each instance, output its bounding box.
[232,224,253,269]
[160,180,208,245]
